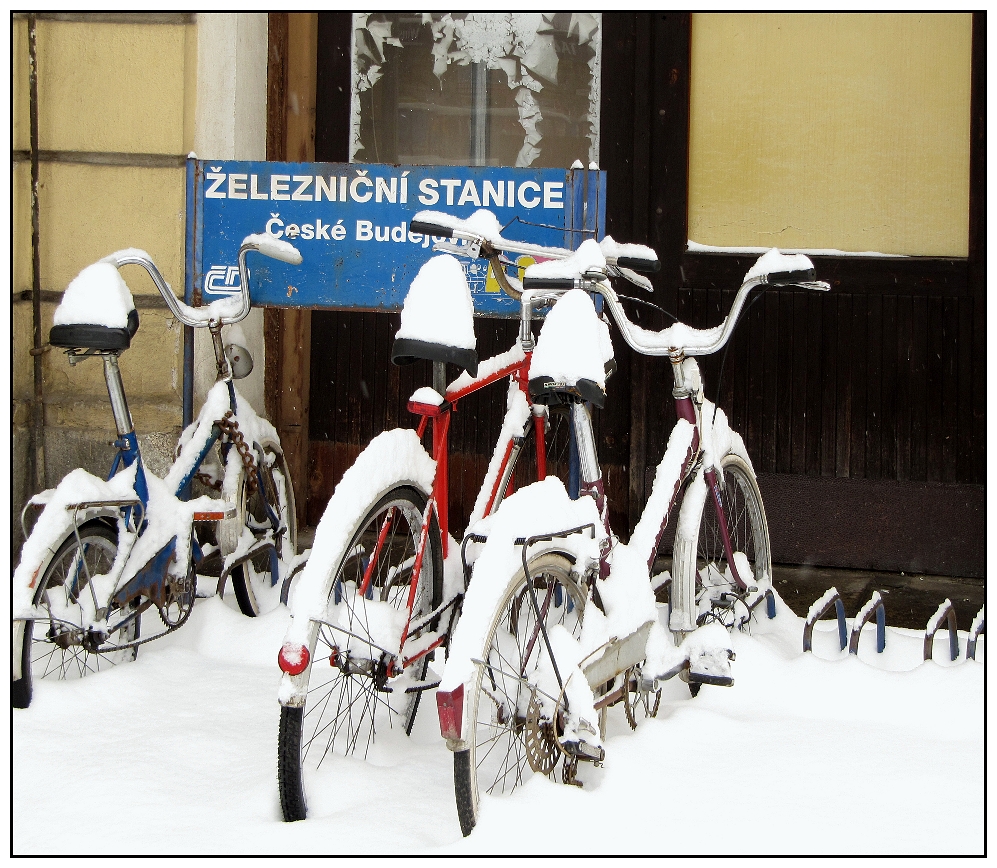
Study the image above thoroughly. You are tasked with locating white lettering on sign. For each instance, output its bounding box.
[271,175,291,200]
[292,176,313,201]
[418,178,439,206]
[204,169,566,212]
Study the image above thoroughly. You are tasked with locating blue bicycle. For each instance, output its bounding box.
[12,234,302,708]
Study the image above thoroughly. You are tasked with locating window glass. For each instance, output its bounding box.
[351,13,601,168]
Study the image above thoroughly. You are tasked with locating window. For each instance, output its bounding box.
[351,12,601,168]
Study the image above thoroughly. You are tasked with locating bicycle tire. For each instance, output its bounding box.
[13,520,139,709]
[453,550,585,836]
[277,484,442,822]
[693,451,772,630]
[231,439,297,617]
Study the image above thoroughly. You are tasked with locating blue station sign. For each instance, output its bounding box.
[185,158,606,317]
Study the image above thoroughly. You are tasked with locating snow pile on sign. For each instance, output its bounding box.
[396,254,476,351]
[53,262,135,328]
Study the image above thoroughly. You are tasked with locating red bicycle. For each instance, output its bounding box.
[275,214,578,821]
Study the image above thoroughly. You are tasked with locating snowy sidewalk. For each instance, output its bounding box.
[13,586,983,855]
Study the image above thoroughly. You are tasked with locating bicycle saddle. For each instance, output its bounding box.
[49,261,139,351]
[392,254,478,377]
[528,288,613,409]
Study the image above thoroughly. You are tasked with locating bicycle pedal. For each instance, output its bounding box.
[688,644,735,687]
[687,671,734,687]
[561,739,605,763]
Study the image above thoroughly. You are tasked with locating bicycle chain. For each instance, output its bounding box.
[219,411,258,495]
[193,411,258,495]
[89,582,197,654]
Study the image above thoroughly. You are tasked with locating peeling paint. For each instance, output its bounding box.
[351,13,601,168]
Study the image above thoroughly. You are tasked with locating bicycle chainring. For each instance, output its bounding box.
[158,568,196,628]
[524,689,559,776]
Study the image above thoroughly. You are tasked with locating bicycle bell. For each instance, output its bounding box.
[224,343,254,379]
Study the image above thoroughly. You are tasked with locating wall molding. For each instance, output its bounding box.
[13,13,195,25]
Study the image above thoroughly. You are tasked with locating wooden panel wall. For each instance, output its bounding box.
[302,12,985,576]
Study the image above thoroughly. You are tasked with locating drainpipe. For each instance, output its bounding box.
[27,14,46,493]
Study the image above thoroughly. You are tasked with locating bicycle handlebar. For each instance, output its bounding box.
[101,235,301,328]
[412,208,829,359]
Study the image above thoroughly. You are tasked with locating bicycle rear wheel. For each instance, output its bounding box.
[694,452,771,629]
[231,439,297,617]
[278,484,442,822]
[13,521,139,709]
[454,550,586,836]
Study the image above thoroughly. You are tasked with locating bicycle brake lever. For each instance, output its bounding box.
[610,265,654,293]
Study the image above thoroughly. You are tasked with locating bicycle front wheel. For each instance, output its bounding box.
[694,452,771,628]
[231,439,297,617]
[454,550,586,836]
[277,484,442,822]
[13,520,139,709]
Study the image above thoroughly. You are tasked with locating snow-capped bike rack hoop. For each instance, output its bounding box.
[803,587,848,653]
[746,587,777,620]
[279,558,308,605]
[214,539,277,597]
[967,607,985,661]
[923,599,960,662]
[849,591,886,655]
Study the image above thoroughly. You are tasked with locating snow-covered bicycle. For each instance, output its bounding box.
[424,214,830,835]
[273,211,662,822]
[12,234,302,708]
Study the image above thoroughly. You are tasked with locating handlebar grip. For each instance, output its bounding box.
[522,276,575,290]
[409,220,453,239]
[766,267,816,286]
[243,233,302,265]
[616,255,660,273]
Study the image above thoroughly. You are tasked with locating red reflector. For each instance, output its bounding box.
[436,683,464,741]
[278,642,310,675]
[193,511,229,521]
[407,399,449,418]
[329,646,338,667]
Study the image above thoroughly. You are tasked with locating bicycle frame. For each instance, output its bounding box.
[566,352,749,624]
[384,348,549,675]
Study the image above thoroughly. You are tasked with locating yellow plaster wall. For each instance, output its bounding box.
[37,163,186,293]
[37,20,190,155]
[688,12,972,256]
[12,15,195,472]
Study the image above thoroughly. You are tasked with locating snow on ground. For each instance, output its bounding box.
[12,591,984,856]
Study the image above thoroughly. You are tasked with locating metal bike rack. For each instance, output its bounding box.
[849,591,886,655]
[923,599,960,662]
[215,539,277,597]
[967,606,985,661]
[803,587,848,653]
[746,587,777,620]
[279,557,308,605]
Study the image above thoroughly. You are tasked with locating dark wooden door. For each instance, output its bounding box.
[304,12,985,577]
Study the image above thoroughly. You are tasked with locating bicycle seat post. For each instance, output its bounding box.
[102,352,134,440]
[102,350,148,508]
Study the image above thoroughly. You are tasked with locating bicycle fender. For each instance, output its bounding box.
[13,469,131,619]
